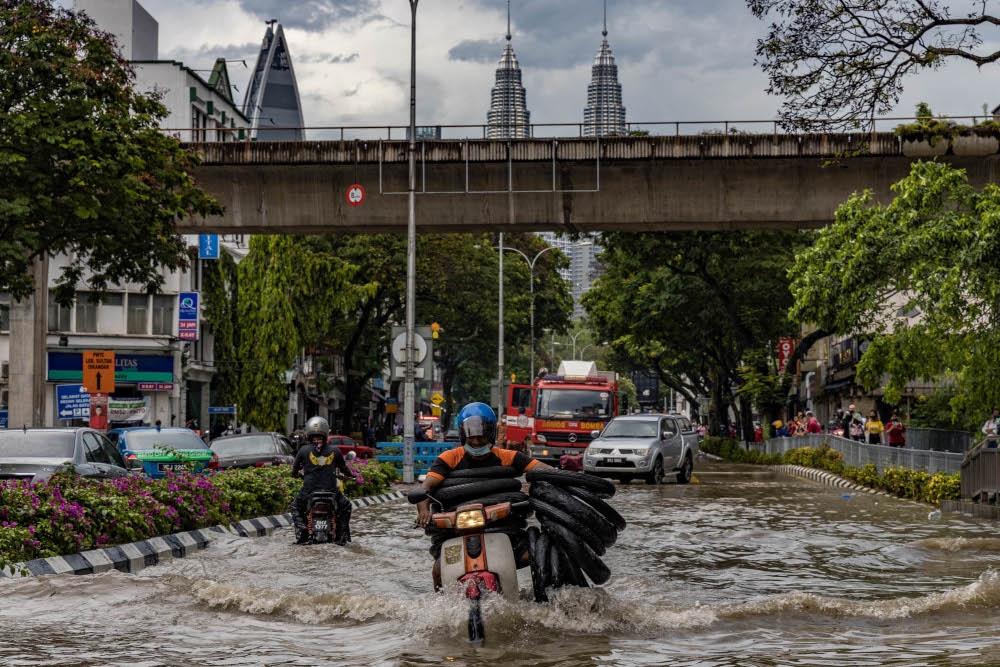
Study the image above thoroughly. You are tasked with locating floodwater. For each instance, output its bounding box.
[3,462,1000,666]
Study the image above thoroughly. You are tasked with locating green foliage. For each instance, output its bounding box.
[201,249,240,406]
[0,1,222,302]
[0,464,397,574]
[908,387,981,434]
[893,103,957,146]
[789,160,1000,419]
[705,440,961,505]
[617,377,637,414]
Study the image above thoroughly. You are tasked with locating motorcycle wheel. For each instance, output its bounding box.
[467,596,485,643]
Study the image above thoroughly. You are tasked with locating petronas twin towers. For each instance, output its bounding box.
[487,1,626,138]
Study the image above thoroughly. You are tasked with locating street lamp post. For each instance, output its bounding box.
[577,341,607,360]
[568,330,590,360]
[402,0,418,484]
[500,245,558,380]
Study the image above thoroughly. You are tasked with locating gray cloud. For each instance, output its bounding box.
[223,0,382,31]
[163,41,259,65]
[297,51,361,64]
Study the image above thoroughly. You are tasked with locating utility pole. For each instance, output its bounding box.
[497,232,504,416]
[402,0,418,484]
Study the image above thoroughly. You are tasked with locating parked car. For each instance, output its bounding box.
[0,428,140,483]
[327,434,376,459]
[444,428,461,443]
[210,432,296,469]
[583,414,698,484]
[106,427,217,478]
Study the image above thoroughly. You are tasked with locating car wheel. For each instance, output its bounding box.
[676,453,693,485]
[646,457,664,485]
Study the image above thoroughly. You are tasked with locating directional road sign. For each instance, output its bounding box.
[82,350,115,394]
[430,392,444,405]
[208,406,237,415]
[57,384,91,419]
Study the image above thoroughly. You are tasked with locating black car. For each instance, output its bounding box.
[209,432,296,470]
[0,428,141,483]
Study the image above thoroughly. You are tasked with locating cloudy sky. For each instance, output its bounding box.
[73,0,1000,136]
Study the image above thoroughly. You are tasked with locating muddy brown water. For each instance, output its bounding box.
[3,463,1000,666]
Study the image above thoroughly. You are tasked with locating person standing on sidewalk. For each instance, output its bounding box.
[806,411,823,434]
[886,412,907,448]
[865,410,885,445]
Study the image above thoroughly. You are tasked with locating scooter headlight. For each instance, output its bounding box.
[456,509,486,530]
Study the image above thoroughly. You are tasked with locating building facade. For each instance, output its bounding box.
[243,21,306,141]
[486,5,531,139]
[583,6,627,137]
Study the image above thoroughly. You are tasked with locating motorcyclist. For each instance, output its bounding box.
[291,416,353,545]
[414,402,551,590]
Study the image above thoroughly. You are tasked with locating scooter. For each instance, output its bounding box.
[306,491,336,544]
[408,487,521,643]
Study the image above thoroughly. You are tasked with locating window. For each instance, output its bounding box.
[0,292,8,331]
[127,293,149,334]
[75,292,98,333]
[47,292,71,332]
[661,418,678,438]
[99,435,126,468]
[83,432,110,464]
[152,294,174,335]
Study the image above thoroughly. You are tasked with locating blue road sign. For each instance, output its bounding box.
[199,234,220,260]
[0,410,7,429]
[208,406,237,415]
[57,384,91,420]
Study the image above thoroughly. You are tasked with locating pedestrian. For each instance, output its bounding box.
[840,407,854,440]
[865,410,884,445]
[886,412,907,448]
[697,423,707,439]
[806,411,822,434]
[849,417,864,442]
[754,423,763,442]
[794,418,807,437]
[981,408,1000,438]
[223,422,235,436]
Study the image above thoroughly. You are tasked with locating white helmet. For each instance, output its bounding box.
[304,416,330,440]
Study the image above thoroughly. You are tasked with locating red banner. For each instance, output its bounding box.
[777,338,795,374]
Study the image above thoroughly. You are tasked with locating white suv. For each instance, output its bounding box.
[583,414,698,484]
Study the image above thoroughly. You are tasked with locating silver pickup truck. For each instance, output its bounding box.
[582,414,698,484]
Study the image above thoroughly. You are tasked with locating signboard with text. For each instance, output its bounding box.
[178,292,199,341]
[0,410,7,429]
[82,350,115,393]
[57,384,91,420]
[199,234,220,260]
[777,338,795,374]
[48,352,173,384]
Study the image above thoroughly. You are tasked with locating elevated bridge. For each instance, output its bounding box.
[181,132,1000,234]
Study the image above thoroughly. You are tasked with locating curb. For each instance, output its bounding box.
[1,490,406,579]
[772,464,926,504]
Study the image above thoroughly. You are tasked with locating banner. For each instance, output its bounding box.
[777,338,796,374]
[107,397,150,424]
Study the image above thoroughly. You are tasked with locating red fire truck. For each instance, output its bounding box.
[504,361,619,466]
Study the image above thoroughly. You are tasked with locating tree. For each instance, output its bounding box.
[748,1,1000,129]
[201,249,240,406]
[235,236,371,432]
[583,232,805,435]
[788,159,1000,421]
[0,1,220,303]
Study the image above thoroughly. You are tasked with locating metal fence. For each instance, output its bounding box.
[905,428,971,454]
[756,434,963,475]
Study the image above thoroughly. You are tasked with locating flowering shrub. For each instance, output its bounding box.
[0,463,398,575]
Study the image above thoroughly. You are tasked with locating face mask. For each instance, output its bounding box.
[464,443,492,457]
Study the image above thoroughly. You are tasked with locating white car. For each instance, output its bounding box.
[583,414,698,484]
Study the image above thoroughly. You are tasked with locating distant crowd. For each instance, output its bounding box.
[765,405,908,447]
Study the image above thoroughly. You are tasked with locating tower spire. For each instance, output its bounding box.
[602,0,607,38]
[506,0,511,41]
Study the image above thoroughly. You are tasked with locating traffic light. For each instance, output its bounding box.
[431,322,441,339]
[510,373,517,383]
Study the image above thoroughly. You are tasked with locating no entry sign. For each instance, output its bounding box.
[346,184,365,207]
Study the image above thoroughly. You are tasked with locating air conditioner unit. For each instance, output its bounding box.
[1,361,8,379]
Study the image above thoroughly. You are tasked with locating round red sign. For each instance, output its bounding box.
[346,184,365,207]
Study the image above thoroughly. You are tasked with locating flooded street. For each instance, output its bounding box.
[4,462,1000,666]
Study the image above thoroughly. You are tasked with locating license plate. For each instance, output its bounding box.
[158,463,187,472]
[313,519,329,531]
[605,458,623,463]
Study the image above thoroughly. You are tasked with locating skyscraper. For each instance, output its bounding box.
[243,20,305,141]
[486,1,531,139]
[583,1,626,137]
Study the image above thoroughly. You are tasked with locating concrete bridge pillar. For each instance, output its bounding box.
[8,257,49,428]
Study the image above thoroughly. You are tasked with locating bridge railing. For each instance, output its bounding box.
[960,436,1000,502]
[163,113,996,143]
[758,434,963,475]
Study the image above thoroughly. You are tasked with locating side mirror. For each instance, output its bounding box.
[590,429,601,439]
[345,451,358,461]
[662,431,676,440]
[125,458,144,473]
[407,487,429,505]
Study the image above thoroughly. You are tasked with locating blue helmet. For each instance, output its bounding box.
[457,402,497,447]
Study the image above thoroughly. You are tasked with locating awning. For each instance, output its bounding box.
[822,379,853,392]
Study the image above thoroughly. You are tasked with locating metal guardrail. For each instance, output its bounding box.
[760,434,963,475]
[161,113,997,142]
[906,427,971,454]
[375,442,452,475]
[960,436,1000,502]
